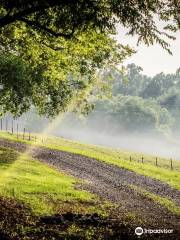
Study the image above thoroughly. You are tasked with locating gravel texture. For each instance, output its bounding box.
[0,138,179,236]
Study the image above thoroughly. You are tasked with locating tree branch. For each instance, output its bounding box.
[20,17,75,38]
[41,41,65,51]
[0,3,57,28]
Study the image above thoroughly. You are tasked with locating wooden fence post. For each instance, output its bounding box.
[155,157,158,166]
[0,119,2,130]
[28,132,31,141]
[170,159,173,170]
[6,118,8,131]
[130,156,132,162]
[23,128,25,140]
[11,120,13,134]
[17,124,19,139]
[142,156,144,163]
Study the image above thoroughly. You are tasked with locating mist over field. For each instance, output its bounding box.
[7,63,180,160]
[49,114,180,160]
[49,64,180,160]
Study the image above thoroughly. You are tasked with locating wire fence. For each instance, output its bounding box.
[0,117,178,171]
[128,155,174,170]
[0,117,39,142]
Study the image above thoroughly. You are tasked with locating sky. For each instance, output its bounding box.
[116,25,180,76]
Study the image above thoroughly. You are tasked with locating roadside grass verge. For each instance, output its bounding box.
[129,184,180,216]
[0,146,97,215]
[0,131,180,190]
[0,145,127,240]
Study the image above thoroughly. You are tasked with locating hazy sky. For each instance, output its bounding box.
[116,25,180,76]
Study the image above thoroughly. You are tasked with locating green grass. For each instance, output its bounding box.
[44,136,180,190]
[0,146,95,215]
[129,184,180,215]
[0,131,179,240]
[0,131,180,190]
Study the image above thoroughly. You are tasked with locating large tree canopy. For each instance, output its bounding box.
[0,0,179,117]
[0,27,133,117]
[0,0,179,49]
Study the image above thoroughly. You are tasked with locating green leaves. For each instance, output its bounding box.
[0,0,180,117]
[0,53,32,116]
[0,0,179,51]
[1,0,178,118]
[0,22,132,117]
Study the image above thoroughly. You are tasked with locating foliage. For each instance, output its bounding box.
[0,0,179,52]
[112,64,180,99]
[4,62,179,137]
[87,95,174,135]
[111,96,173,134]
[91,64,180,136]
[141,72,179,99]
[0,1,179,117]
[112,63,144,96]
[0,24,133,117]
[0,53,33,116]
[159,86,180,134]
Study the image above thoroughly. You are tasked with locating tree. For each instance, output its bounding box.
[0,29,132,117]
[159,86,180,134]
[110,96,174,135]
[0,0,179,117]
[86,95,174,136]
[112,63,144,96]
[0,1,179,51]
[141,72,177,99]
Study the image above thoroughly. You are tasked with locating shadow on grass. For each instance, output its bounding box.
[0,196,178,240]
[0,147,19,167]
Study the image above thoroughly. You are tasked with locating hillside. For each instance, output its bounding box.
[0,132,179,239]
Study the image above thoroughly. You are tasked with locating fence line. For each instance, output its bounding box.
[0,118,37,142]
[0,117,176,171]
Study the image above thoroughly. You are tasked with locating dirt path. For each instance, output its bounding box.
[0,138,179,236]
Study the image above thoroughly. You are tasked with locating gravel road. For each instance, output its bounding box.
[0,138,179,235]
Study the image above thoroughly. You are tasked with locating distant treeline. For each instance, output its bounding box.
[83,64,180,137]
[10,64,180,138]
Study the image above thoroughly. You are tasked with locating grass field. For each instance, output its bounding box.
[0,131,179,190]
[0,146,120,239]
[0,131,179,239]
[129,184,180,215]
[0,146,107,216]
